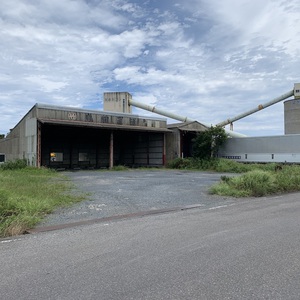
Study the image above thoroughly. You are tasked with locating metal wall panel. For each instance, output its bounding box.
[219,134,300,163]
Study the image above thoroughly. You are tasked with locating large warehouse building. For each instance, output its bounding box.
[0,92,207,169]
[4,85,299,168]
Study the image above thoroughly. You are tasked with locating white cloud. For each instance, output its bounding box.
[0,0,299,136]
[25,76,68,93]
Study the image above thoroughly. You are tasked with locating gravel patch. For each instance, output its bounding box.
[39,169,236,226]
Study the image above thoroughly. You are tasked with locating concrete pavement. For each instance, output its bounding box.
[1,191,300,299]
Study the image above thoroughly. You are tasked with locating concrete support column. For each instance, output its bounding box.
[37,122,42,168]
[109,131,114,169]
[180,131,183,158]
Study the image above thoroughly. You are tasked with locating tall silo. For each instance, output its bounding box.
[284,83,300,134]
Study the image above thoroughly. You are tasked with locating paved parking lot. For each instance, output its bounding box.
[40,169,236,226]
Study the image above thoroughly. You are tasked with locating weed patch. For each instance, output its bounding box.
[210,166,300,197]
[167,158,300,197]
[111,165,129,171]
[0,168,84,237]
[0,159,27,170]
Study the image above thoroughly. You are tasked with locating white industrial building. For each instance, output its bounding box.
[219,83,300,163]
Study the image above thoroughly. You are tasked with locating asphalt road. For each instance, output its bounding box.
[1,192,300,299]
[40,169,236,227]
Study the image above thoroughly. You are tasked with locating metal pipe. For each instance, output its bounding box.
[216,89,294,127]
[129,99,246,138]
[129,99,194,123]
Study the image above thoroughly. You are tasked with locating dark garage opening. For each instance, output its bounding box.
[181,131,197,158]
[41,124,164,169]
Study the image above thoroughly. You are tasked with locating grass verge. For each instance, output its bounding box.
[0,167,84,237]
[210,166,300,197]
[168,157,300,197]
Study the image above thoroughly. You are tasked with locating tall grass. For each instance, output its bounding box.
[168,158,300,197]
[210,166,300,197]
[167,157,278,173]
[0,167,84,237]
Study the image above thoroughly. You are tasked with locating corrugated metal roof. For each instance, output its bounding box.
[38,118,171,132]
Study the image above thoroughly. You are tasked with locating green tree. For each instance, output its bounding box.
[0,134,5,139]
[193,126,227,159]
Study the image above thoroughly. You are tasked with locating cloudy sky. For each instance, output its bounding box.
[1,0,299,136]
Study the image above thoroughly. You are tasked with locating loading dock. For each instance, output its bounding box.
[40,122,166,169]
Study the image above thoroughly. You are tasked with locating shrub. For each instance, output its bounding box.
[193,126,227,159]
[0,159,27,170]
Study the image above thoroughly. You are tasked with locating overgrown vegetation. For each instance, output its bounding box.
[167,157,300,197]
[0,165,84,237]
[210,166,300,197]
[167,157,277,173]
[0,158,27,170]
[193,126,228,159]
[111,165,129,171]
[2,155,300,237]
